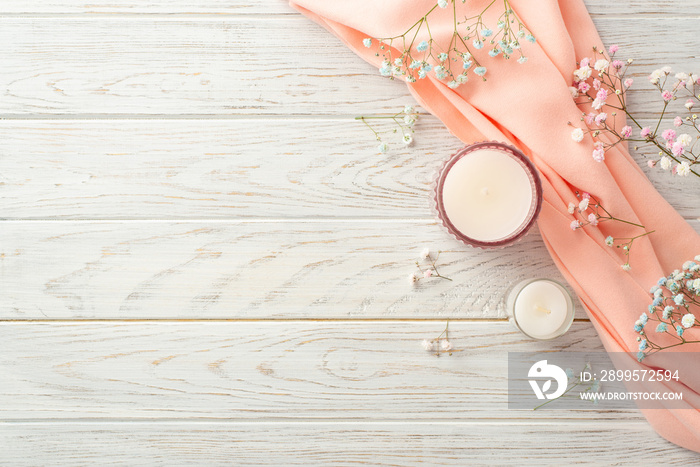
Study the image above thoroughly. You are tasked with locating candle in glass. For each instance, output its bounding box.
[434,142,542,249]
[506,279,575,340]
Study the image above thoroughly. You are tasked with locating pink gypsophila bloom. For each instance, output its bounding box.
[588,213,599,226]
[640,127,651,138]
[581,192,591,200]
[687,99,695,110]
[674,116,683,127]
[672,141,685,157]
[662,129,676,142]
[623,78,633,89]
[621,125,632,138]
[580,57,590,67]
[611,60,623,69]
[647,160,656,168]
[592,148,605,162]
[594,113,607,125]
[570,220,581,230]
[578,81,591,93]
[608,45,619,54]
[596,89,608,100]
[593,79,601,90]
[662,90,673,102]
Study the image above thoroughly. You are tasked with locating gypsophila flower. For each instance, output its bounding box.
[677,161,691,176]
[570,220,581,230]
[474,66,487,77]
[682,313,696,329]
[622,263,631,271]
[571,46,700,181]
[605,236,614,247]
[571,128,584,142]
[635,255,700,358]
[568,202,576,214]
[363,38,372,48]
[378,142,389,153]
[409,272,419,285]
[420,248,431,260]
[423,322,454,356]
[578,198,590,211]
[587,213,598,226]
[364,1,535,90]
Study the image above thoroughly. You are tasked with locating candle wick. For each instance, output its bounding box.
[535,305,551,314]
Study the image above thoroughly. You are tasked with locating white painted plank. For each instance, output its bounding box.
[0,321,645,420]
[0,0,692,16]
[0,18,695,116]
[1,118,698,220]
[0,220,577,319]
[2,421,696,466]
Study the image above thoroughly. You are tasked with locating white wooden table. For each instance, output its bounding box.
[1,1,699,464]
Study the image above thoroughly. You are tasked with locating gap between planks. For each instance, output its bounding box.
[0,419,643,425]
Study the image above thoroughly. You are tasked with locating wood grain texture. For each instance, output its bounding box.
[0,0,694,16]
[0,17,696,116]
[0,220,575,319]
[1,118,699,220]
[3,421,697,466]
[0,321,645,420]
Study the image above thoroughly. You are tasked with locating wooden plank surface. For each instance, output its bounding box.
[0,0,694,16]
[3,421,696,466]
[0,220,572,319]
[1,118,698,220]
[1,321,644,420]
[0,17,696,117]
[2,0,699,463]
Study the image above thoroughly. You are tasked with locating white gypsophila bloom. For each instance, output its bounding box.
[678,134,692,147]
[592,98,605,110]
[574,66,592,82]
[404,115,416,126]
[621,263,631,271]
[402,134,413,146]
[649,69,664,84]
[571,128,584,142]
[569,86,579,98]
[568,202,576,214]
[677,162,691,177]
[660,156,672,170]
[422,339,434,351]
[594,59,609,73]
[456,73,469,84]
[420,248,431,260]
[409,272,419,285]
[437,0,448,8]
[682,313,696,329]
[440,340,453,351]
[404,105,415,114]
[579,198,590,211]
[676,72,690,82]
[662,66,673,74]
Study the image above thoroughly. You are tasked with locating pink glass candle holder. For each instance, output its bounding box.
[434,142,543,249]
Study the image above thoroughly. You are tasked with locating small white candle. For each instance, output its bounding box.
[506,279,575,340]
[435,143,541,248]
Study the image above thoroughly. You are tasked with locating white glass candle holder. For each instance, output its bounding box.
[506,279,575,340]
[433,142,543,249]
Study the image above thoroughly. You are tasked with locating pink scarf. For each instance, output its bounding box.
[288,0,700,451]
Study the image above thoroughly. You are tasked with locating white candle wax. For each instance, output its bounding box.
[441,148,533,242]
[510,280,573,340]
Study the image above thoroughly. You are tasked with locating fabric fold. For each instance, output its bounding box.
[289,0,700,452]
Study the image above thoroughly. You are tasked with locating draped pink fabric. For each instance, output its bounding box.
[288,0,700,452]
